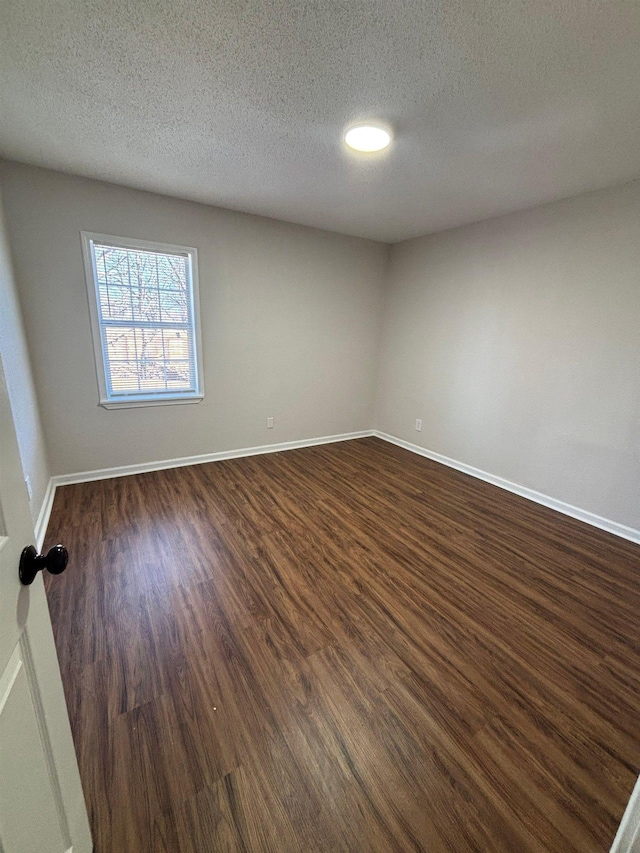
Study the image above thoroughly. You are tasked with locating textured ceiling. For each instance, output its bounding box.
[1,0,640,242]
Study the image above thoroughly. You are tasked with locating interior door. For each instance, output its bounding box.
[0,354,92,852]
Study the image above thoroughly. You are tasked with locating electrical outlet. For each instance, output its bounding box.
[25,475,33,500]
[266,417,274,429]
[415,419,422,432]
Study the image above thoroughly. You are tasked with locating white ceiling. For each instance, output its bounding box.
[1,0,639,243]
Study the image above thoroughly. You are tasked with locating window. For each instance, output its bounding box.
[81,233,203,408]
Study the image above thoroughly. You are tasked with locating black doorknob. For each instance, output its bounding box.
[19,544,68,586]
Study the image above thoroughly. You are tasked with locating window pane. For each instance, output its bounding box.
[156,254,187,291]
[165,362,191,389]
[127,251,156,291]
[164,330,190,360]
[105,326,139,363]
[98,283,132,321]
[103,325,195,396]
[130,287,161,323]
[159,288,188,323]
[96,246,129,286]
[110,361,141,392]
[96,245,190,325]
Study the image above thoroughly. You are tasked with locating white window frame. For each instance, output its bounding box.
[81,231,204,409]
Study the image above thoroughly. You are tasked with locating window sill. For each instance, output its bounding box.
[99,395,204,410]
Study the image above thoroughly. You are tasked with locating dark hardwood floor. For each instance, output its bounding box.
[43,436,640,852]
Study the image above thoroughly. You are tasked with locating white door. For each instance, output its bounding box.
[0,354,92,852]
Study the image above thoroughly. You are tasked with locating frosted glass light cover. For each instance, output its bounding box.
[344,125,392,152]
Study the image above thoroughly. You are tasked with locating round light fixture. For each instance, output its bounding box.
[344,124,392,152]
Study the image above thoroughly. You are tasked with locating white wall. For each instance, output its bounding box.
[377,181,640,530]
[0,189,51,527]
[0,162,388,476]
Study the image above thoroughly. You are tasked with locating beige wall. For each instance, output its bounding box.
[0,189,51,526]
[0,162,388,476]
[377,181,640,530]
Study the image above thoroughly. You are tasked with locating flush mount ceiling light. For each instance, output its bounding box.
[344,124,392,152]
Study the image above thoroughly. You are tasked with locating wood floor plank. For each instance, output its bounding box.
[43,437,640,852]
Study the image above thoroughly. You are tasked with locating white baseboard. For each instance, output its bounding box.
[34,477,56,551]
[34,427,640,552]
[610,774,640,852]
[35,430,373,544]
[50,430,375,487]
[373,431,640,546]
